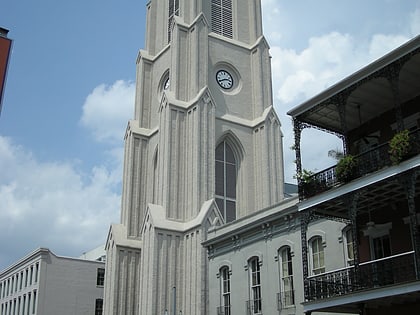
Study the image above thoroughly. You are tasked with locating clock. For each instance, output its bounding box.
[216,70,233,89]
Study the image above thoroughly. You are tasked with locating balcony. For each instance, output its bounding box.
[306,251,417,301]
[299,129,420,200]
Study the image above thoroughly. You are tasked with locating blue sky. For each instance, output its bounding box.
[0,0,419,270]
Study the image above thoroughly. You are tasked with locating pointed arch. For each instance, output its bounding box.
[152,145,159,204]
[215,131,244,223]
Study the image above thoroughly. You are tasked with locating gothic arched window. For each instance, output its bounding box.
[211,0,233,38]
[168,0,180,42]
[215,141,236,223]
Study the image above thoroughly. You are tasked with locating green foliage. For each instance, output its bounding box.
[336,155,358,183]
[294,169,314,184]
[389,129,410,165]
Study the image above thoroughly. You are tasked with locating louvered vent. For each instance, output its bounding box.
[211,0,233,39]
[168,0,180,43]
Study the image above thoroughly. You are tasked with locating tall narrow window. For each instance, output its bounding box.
[344,228,354,266]
[211,0,233,38]
[96,268,105,286]
[248,257,262,314]
[372,234,391,259]
[311,237,325,275]
[219,266,231,315]
[279,247,294,307]
[95,299,103,315]
[215,141,237,223]
[168,0,180,42]
[35,263,39,283]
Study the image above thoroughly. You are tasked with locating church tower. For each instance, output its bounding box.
[104,1,284,314]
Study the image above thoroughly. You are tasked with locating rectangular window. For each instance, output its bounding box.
[168,0,180,42]
[32,291,37,314]
[372,235,391,259]
[345,229,354,265]
[280,247,294,307]
[96,268,105,286]
[220,267,231,315]
[34,263,39,283]
[311,237,325,275]
[95,299,103,315]
[20,272,23,290]
[27,293,31,315]
[211,0,233,38]
[249,257,262,314]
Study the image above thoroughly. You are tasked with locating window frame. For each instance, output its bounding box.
[168,0,180,42]
[278,246,295,307]
[215,140,237,223]
[211,0,233,38]
[248,257,262,314]
[219,266,231,315]
[310,236,325,275]
[95,298,103,315]
[96,268,105,287]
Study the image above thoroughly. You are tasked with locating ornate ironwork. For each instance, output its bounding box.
[399,171,420,279]
[307,251,416,301]
[299,128,420,199]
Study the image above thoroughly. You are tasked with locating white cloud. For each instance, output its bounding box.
[410,9,420,36]
[0,136,121,269]
[263,6,416,182]
[80,80,135,144]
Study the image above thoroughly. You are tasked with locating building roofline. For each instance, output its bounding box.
[1,247,104,276]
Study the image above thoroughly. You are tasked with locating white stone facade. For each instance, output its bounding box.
[204,198,349,315]
[0,248,104,315]
[104,1,284,314]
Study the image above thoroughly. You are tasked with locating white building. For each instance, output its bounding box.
[103,1,349,315]
[0,248,105,315]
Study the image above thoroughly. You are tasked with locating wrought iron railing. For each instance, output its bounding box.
[217,305,231,315]
[276,290,295,310]
[246,299,262,315]
[306,251,416,301]
[300,128,420,199]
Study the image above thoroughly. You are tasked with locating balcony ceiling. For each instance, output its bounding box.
[288,36,420,135]
[313,167,420,219]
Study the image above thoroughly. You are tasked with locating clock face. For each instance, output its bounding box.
[216,70,233,89]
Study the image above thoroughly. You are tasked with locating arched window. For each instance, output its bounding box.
[278,247,294,307]
[215,141,236,223]
[248,257,262,314]
[211,0,233,38]
[168,0,180,42]
[310,237,325,275]
[219,266,231,315]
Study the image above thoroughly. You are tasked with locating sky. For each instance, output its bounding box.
[0,0,419,270]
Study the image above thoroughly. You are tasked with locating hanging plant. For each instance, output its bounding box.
[336,155,358,183]
[389,129,410,165]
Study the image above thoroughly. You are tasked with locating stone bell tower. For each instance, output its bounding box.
[104,1,285,314]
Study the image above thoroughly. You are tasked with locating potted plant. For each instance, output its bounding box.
[295,169,317,197]
[336,155,358,183]
[389,129,410,165]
